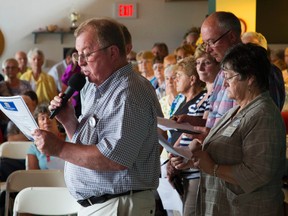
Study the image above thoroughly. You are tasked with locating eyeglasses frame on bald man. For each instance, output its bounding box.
[203,29,231,48]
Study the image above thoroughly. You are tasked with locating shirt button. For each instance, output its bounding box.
[89,116,97,127]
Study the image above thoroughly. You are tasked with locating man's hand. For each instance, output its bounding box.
[49,93,75,124]
[32,129,64,156]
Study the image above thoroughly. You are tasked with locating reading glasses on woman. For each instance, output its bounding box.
[203,29,231,48]
[223,73,240,82]
[72,45,111,62]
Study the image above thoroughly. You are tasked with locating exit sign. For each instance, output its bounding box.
[114,3,137,19]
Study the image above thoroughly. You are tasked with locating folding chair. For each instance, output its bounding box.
[0,141,33,159]
[5,169,66,216]
[0,141,33,192]
[13,187,80,216]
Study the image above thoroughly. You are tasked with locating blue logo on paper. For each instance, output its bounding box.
[0,101,18,111]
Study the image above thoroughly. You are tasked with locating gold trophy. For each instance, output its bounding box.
[70,11,80,31]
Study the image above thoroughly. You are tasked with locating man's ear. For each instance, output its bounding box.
[109,45,120,61]
[229,31,239,44]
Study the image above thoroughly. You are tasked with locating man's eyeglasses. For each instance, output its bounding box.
[72,45,111,62]
[203,30,231,48]
[223,73,240,82]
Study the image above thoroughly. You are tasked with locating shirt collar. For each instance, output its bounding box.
[92,63,132,97]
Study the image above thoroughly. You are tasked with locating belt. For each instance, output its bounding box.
[77,190,145,207]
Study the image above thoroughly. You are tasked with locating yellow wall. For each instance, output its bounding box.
[216,0,256,33]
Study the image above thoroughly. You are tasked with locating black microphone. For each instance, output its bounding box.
[49,73,86,119]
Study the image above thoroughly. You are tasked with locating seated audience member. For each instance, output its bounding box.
[172,43,286,215]
[127,50,137,62]
[136,50,158,88]
[127,50,139,73]
[241,31,268,49]
[183,27,200,49]
[0,58,32,95]
[48,48,76,93]
[14,50,30,76]
[284,47,288,68]
[0,58,34,141]
[270,49,286,71]
[241,31,285,110]
[7,91,38,141]
[163,54,177,69]
[174,44,195,62]
[61,54,82,118]
[27,103,64,170]
[23,90,39,109]
[153,58,165,99]
[151,42,169,61]
[20,48,57,104]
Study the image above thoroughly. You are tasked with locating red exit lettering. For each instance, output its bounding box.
[118,4,134,17]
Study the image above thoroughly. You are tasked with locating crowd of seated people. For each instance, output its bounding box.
[0,15,288,216]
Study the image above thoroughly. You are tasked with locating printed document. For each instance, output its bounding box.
[157,116,201,134]
[0,96,38,141]
[158,133,191,160]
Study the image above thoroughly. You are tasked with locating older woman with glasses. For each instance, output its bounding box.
[174,43,286,215]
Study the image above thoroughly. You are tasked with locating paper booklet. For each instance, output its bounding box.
[158,133,192,161]
[157,117,201,134]
[0,96,39,141]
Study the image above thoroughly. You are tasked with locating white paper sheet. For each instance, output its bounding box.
[157,117,201,134]
[157,177,183,214]
[0,96,38,141]
[158,134,191,160]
